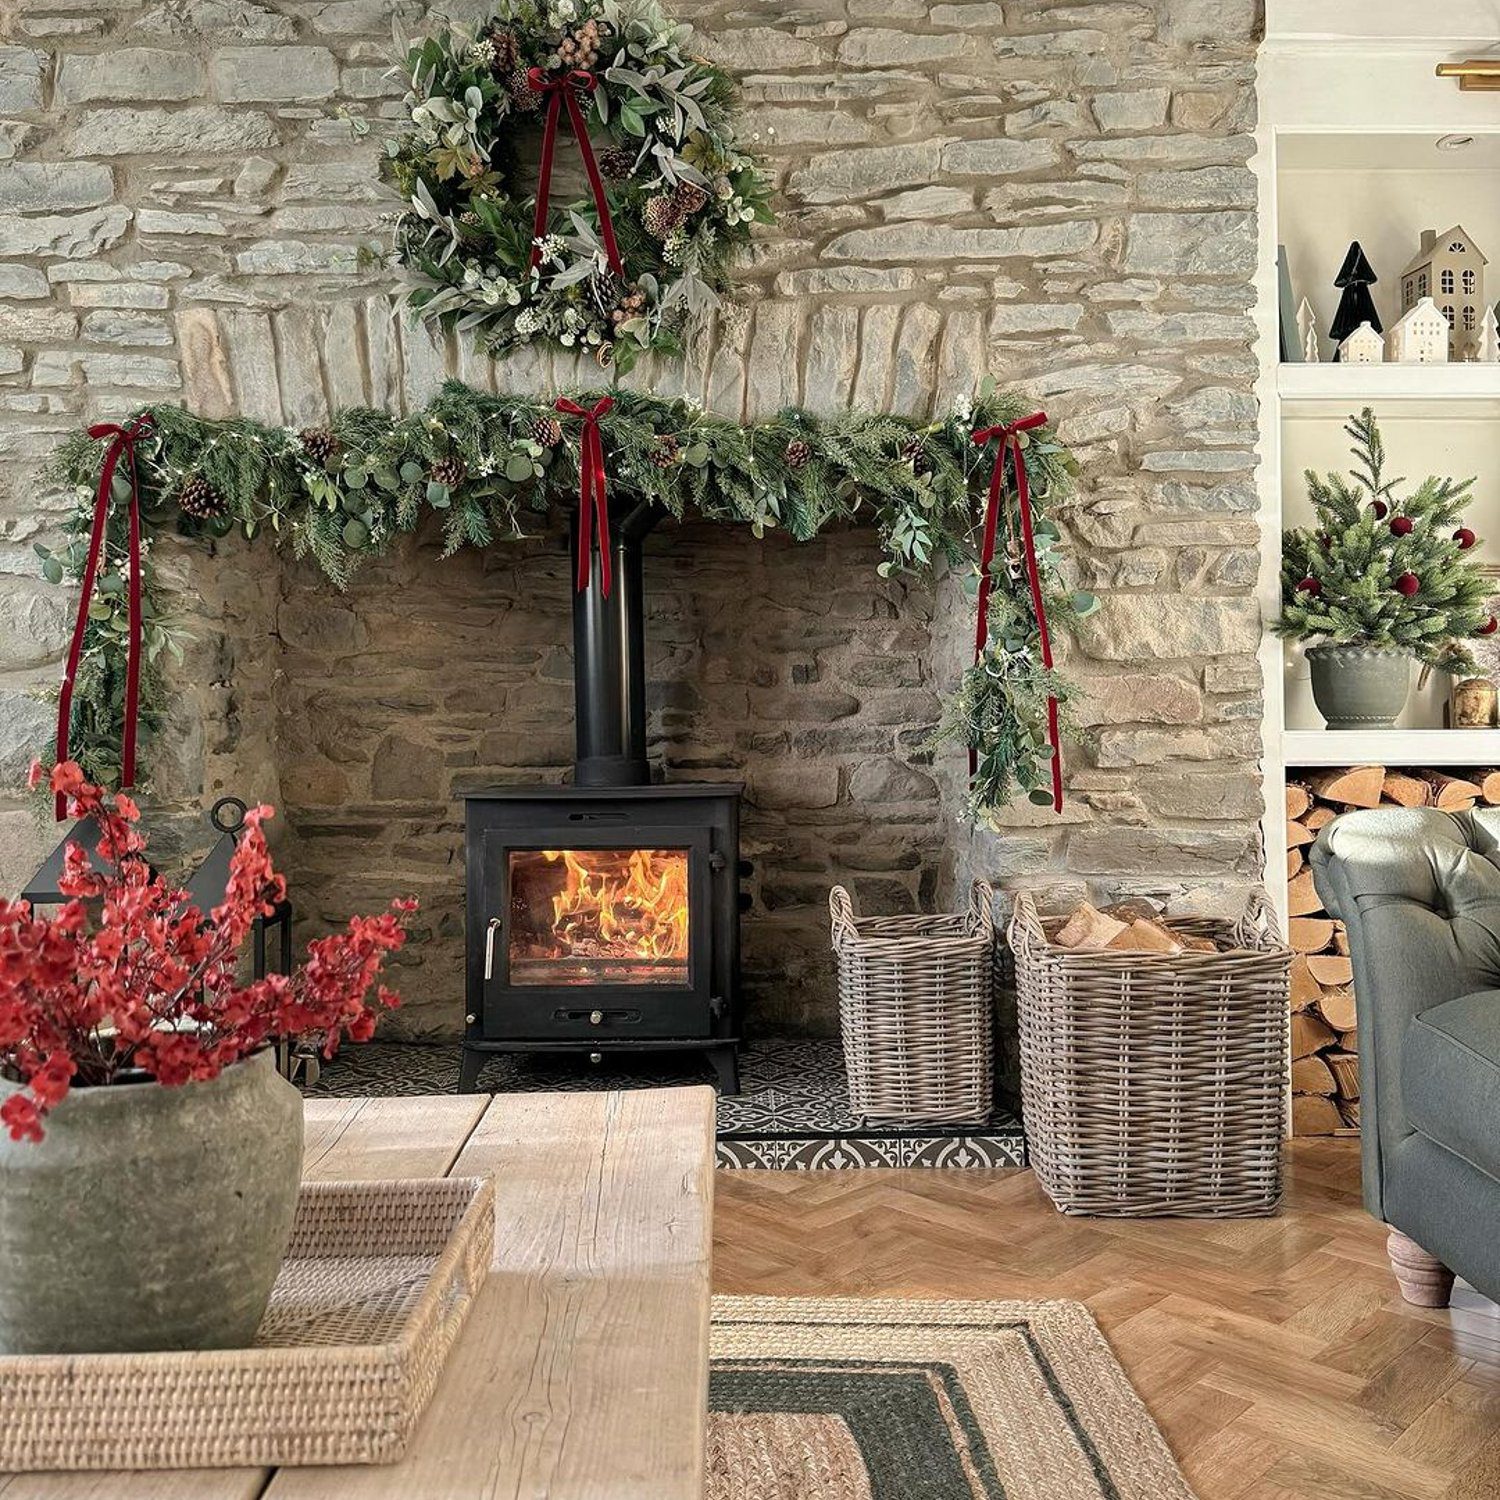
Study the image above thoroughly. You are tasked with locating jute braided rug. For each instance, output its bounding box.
[708,1297,1195,1500]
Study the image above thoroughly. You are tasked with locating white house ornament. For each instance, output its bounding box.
[382,0,774,375]
[1400,225,1487,360]
[1338,321,1384,364]
[1387,297,1450,364]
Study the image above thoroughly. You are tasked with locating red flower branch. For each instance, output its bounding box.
[0,762,414,1142]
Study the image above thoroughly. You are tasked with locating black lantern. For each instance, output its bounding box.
[22,794,316,1085]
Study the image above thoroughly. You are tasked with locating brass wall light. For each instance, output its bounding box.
[1437,59,1500,91]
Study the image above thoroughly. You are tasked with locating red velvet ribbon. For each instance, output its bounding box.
[527,68,624,278]
[970,412,1062,812]
[557,396,615,597]
[55,412,154,820]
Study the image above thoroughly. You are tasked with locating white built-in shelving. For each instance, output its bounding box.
[1257,7,1500,949]
[1281,729,1500,768]
[1277,363,1500,419]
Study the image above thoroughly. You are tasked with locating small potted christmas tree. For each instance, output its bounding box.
[1278,408,1494,729]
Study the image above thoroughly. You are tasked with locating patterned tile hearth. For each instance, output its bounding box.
[302,1039,1026,1171]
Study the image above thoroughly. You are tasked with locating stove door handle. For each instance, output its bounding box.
[483,916,503,981]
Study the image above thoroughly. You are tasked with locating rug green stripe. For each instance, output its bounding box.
[711,1360,1003,1500]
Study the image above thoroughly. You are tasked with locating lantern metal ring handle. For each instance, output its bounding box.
[209,796,249,836]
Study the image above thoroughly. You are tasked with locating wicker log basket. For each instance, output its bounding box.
[829,881,995,1125]
[1009,889,1290,1218]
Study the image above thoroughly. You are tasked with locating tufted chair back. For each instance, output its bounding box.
[1310,807,1500,1218]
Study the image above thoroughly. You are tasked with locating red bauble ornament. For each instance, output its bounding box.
[1370,500,1389,520]
[1394,571,1420,596]
[1454,527,1477,550]
[1295,576,1322,596]
[1318,533,1332,549]
[1389,515,1414,537]
[1480,616,1499,636]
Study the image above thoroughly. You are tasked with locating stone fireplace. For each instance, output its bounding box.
[0,0,1266,1049]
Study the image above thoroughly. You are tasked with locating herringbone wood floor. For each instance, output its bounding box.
[713,1140,1500,1499]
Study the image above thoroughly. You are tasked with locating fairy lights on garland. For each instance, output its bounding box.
[382,0,774,374]
[39,379,1095,822]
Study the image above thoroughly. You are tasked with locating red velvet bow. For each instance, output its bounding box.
[557,396,615,597]
[970,411,1062,812]
[527,68,624,279]
[55,412,154,820]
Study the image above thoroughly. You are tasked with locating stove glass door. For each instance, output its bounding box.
[506,847,691,988]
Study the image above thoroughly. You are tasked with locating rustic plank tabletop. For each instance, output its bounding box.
[0,1086,716,1500]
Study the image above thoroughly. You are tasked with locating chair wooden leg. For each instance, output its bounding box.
[1387,1229,1456,1307]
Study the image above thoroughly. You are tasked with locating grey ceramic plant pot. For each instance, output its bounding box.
[1307,643,1412,730]
[0,1049,303,1356]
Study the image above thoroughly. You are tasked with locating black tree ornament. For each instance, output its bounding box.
[1329,241,1382,360]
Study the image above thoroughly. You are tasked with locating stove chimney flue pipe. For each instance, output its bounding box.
[570,502,662,788]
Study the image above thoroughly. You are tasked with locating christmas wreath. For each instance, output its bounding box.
[39,381,1093,823]
[382,0,773,374]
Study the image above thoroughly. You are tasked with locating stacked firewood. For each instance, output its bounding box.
[1286,764,1500,1135]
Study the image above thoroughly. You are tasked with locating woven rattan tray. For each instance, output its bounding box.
[0,1175,494,1471]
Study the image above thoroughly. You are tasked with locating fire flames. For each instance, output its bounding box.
[538,848,689,965]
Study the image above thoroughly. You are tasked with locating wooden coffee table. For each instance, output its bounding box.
[0,1086,716,1500]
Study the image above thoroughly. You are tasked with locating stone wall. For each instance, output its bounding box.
[0,0,1265,1037]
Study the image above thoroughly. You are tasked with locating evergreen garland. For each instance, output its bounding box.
[1277,408,1491,670]
[39,378,1091,821]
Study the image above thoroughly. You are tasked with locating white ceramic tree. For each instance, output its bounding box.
[1481,305,1499,363]
[1297,296,1319,362]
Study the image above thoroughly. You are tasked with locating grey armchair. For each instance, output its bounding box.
[1311,807,1500,1307]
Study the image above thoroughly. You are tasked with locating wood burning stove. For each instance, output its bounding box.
[460,503,744,1094]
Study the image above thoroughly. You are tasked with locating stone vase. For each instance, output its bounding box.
[0,1050,303,1356]
[1307,643,1412,730]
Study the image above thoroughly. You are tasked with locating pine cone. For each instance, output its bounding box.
[178,473,225,520]
[429,455,467,488]
[598,147,636,182]
[507,64,543,112]
[672,181,709,216]
[784,438,812,471]
[530,415,563,448]
[642,194,684,240]
[649,436,680,468]
[486,28,519,76]
[298,426,340,465]
[899,435,929,474]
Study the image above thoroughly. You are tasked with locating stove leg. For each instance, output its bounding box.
[458,1045,487,1095]
[707,1043,740,1096]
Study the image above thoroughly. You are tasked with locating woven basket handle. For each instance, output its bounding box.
[1007,886,1047,955]
[967,878,996,938]
[829,885,858,947]
[1235,886,1282,949]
